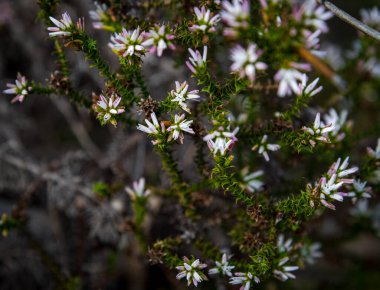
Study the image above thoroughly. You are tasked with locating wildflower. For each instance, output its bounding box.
[349,199,371,217]
[3,73,32,103]
[360,7,380,29]
[304,29,325,57]
[168,114,195,144]
[327,157,358,181]
[125,177,151,200]
[347,179,371,204]
[241,168,264,193]
[170,81,200,113]
[95,94,125,126]
[47,12,75,37]
[230,44,268,82]
[229,272,260,290]
[323,108,348,141]
[221,0,250,37]
[189,6,220,33]
[208,253,235,277]
[275,68,305,97]
[109,27,145,59]
[142,25,175,57]
[301,242,323,265]
[252,135,280,162]
[294,0,333,33]
[137,112,162,135]
[186,46,208,74]
[367,138,380,159]
[273,257,299,281]
[176,257,208,287]
[277,234,293,254]
[89,2,112,30]
[204,126,239,156]
[298,74,323,97]
[302,112,334,147]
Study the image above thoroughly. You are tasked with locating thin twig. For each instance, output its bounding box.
[318,0,380,42]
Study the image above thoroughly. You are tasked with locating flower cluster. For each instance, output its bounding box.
[230,43,268,82]
[229,272,260,290]
[3,73,32,103]
[142,25,175,57]
[167,114,195,144]
[189,6,220,33]
[203,126,239,156]
[169,81,200,113]
[208,253,235,277]
[317,157,358,210]
[89,2,111,30]
[252,135,281,162]
[273,257,299,281]
[221,0,250,37]
[302,112,334,147]
[48,12,84,37]
[186,46,208,74]
[94,93,125,126]
[176,257,208,287]
[109,27,146,60]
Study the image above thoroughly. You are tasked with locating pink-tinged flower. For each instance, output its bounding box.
[275,68,305,97]
[323,108,348,141]
[327,157,358,181]
[189,6,220,33]
[142,25,175,57]
[95,94,125,126]
[3,73,32,103]
[221,0,250,37]
[293,0,333,33]
[125,177,151,200]
[170,81,200,113]
[304,29,325,57]
[252,135,280,162]
[109,27,146,59]
[273,257,299,281]
[48,12,74,37]
[229,272,260,290]
[186,46,208,74]
[302,112,334,147]
[208,253,235,277]
[367,138,380,159]
[230,43,267,82]
[89,2,111,30]
[168,114,195,144]
[176,256,208,287]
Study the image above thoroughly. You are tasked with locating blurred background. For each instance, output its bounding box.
[0,1,380,289]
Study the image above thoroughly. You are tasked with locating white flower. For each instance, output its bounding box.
[95,94,125,126]
[275,68,305,97]
[273,257,299,281]
[347,179,371,204]
[297,0,333,33]
[367,138,380,159]
[168,114,195,143]
[230,44,268,82]
[360,7,380,29]
[170,81,200,113]
[349,198,371,217]
[327,157,358,181]
[186,46,208,74]
[125,178,151,200]
[47,12,74,37]
[301,242,323,265]
[204,126,239,156]
[304,29,325,57]
[277,234,293,254]
[298,74,323,97]
[142,25,175,57]
[109,27,146,58]
[323,108,348,141]
[3,73,32,103]
[89,2,109,30]
[137,112,161,135]
[252,135,280,162]
[302,112,334,147]
[208,253,235,277]
[176,257,208,287]
[189,6,220,33]
[229,272,260,290]
[241,168,264,193]
[221,0,250,37]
